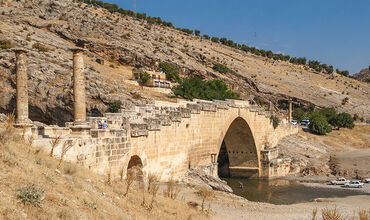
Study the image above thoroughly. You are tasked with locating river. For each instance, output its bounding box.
[223,178,370,205]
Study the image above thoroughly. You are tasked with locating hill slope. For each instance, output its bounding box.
[0,0,369,124]
[353,68,370,83]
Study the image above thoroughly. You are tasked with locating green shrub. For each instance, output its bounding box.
[309,112,332,135]
[213,63,229,74]
[172,77,240,101]
[139,71,151,85]
[32,43,49,52]
[0,40,12,49]
[330,112,354,130]
[17,184,44,207]
[269,115,280,129]
[159,62,180,82]
[293,108,306,122]
[318,107,337,122]
[108,100,122,113]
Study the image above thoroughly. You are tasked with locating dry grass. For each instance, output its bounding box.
[165,177,180,200]
[196,188,214,212]
[0,119,205,219]
[317,207,370,220]
[49,135,61,157]
[56,140,73,170]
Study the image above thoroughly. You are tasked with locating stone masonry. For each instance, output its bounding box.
[31,99,298,181]
[13,48,30,126]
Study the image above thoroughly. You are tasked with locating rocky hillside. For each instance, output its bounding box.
[353,67,370,83]
[0,0,369,125]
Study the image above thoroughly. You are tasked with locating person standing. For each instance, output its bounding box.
[103,121,108,130]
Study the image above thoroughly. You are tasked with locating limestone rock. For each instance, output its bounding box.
[179,168,233,193]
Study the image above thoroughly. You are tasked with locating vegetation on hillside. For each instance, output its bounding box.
[172,77,240,101]
[75,0,351,77]
[293,106,355,135]
[159,62,180,82]
[213,63,230,74]
[108,100,122,113]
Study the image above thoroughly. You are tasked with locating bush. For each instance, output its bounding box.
[330,112,354,130]
[293,108,306,122]
[159,62,180,82]
[319,107,337,122]
[309,112,332,135]
[17,184,44,207]
[108,100,122,113]
[213,63,229,74]
[270,115,280,129]
[139,71,151,85]
[172,77,240,101]
[0,40,12,49]
[194,30,200,36]
[32,43,49,52]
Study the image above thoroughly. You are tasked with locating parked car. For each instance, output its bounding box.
[364,178,370,183]
[291,120,298,125]
[344,181,364,188]
[301,119,310,126]
[331,178,350,185]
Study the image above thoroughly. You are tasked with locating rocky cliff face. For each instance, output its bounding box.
[353,68,370,83]
[0,0,369,125]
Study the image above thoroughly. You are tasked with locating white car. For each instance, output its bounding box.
[301,120,310,126]
[365,178,370,183]
[344,181,364,188]
[291,120,298,125]
[331,178,350,185]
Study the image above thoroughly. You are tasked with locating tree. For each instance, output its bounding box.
[108,100,122,113]
[270,115,280,129]
[309,112,332,135]
[159,62,180,82]
[213,63,229,74]
[202,34,210,40]
[194,30,201,36]
[319,107,337,122]
[293,108,306,122]
[330,113,354,130]
[211,37,219,43]
[172,77,240,101]
[139,71,151,85]
[220,37,228,45]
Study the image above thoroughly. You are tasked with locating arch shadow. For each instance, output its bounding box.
[217,117,259,178]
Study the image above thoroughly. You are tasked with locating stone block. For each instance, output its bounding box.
[156,114,172,126]
[186,103,201,114]
[144,118,161,131]
[169,111,182,122]
[179,107,191,118]
[213,100,229,110]
[197,101,217,112]
[130,122,149,137]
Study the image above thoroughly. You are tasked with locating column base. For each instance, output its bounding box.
[69,121,91,136]
[14,121,33,136]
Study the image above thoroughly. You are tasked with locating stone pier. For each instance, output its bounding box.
[288,100,292,123]
[69,48,90,135]
[13,48,30,127]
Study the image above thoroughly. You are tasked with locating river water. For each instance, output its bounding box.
[223,178,369,205]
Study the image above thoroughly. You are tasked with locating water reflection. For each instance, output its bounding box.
[223,178,370,205]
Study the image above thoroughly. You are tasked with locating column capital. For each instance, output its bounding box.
[69,47,87,53]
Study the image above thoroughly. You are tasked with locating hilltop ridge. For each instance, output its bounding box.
[0,0,369,124]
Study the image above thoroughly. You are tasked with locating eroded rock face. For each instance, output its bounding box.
[0,0,369,125]
[180,168,233,193]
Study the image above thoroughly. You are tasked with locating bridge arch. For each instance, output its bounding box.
[216,117,259,178]
[127,155,144,181]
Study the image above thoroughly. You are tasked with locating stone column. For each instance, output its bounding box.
[13,48,29,125]
[288,100,293,123]
[71,48,87,123]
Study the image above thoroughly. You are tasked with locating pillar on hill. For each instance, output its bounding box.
[288,100,293,123]
[69,48,90,135]
[13,48,30,126]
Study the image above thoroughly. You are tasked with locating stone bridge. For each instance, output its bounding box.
[9,48,298,181]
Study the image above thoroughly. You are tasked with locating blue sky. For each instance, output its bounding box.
[108,0,370,74]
